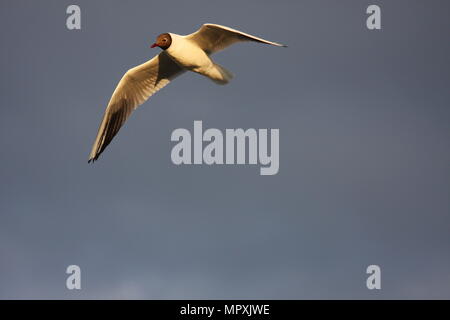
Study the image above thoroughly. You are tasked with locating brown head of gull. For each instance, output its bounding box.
[150,33,172,50]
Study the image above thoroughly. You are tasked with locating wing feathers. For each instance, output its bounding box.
[186,23,286,54]
[88,52,185,162]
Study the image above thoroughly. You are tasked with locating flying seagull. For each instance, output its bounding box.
[88,23,286,162]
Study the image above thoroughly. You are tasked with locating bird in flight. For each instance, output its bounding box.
[88,23,286,162]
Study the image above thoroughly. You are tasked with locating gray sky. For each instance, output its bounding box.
[1,0,449,299]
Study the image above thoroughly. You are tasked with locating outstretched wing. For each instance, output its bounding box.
[186,23,286,55]
[88,51,185,162]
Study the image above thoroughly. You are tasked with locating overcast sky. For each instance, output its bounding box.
[1,0,449,299]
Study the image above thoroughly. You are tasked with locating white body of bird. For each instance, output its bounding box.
[166,33,233,84]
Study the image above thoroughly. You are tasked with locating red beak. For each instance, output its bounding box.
[150,43,157,48]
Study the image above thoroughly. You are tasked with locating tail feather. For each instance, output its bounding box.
[209,63,234,85]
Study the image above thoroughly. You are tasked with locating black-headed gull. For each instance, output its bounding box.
[88,23,286,162]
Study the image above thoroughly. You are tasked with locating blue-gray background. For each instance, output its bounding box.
[1,0,449,299]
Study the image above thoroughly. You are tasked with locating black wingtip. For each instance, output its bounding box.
[88,153,101,163]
